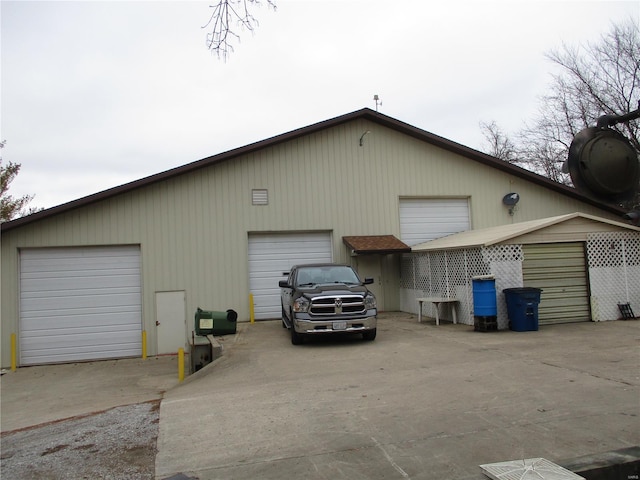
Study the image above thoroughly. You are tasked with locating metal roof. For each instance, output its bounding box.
[2,108,627,232]
[410,212,640,252]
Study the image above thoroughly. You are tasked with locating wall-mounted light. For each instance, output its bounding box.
[359,130,371,146]
[502,192,520,216]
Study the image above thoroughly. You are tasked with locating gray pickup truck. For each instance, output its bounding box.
[279,263,377,345]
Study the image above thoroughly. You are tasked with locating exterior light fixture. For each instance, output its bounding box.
[359,131,371,146]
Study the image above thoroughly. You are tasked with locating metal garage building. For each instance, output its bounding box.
[1,109,633,366]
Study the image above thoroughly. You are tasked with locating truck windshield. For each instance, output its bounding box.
[295,266,361,286]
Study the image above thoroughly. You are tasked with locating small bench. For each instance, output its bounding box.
[417,297,459,326]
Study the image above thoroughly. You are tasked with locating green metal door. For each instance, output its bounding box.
[522,243,590,324]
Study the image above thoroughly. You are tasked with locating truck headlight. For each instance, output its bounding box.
[364,293,377,310]
[293,297,310,313]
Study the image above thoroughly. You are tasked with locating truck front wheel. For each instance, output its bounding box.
[362,329,377,341]
[291,326,305,345]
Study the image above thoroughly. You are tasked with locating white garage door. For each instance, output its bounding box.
[248,232,332,319]
[20,246,142,365]
[399,198,470,246]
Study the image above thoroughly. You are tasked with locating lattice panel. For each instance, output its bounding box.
[588,232,640,320]
[485,245,523,328]
[482,244,523,263]
[401,235,638,324]
[429,251,448,295]
[401,248,521,326]
[400,255,414,289]
[467,248,491,278]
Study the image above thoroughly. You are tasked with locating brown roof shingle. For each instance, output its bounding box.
[342,235,411,254]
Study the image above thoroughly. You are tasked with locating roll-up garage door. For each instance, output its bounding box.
[248,232,332,320]
[19,246,142,365]
[399,198,470,246]
[522,243,590,325]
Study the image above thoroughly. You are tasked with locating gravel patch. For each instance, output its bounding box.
[1,401,159,479]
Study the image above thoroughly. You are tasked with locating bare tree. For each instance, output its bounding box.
[480,120,518,164]
[0,141,39,222]
[204,0,276,60]
[480,18,639,196]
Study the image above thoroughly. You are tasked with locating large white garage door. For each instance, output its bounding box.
[399,198,470,246]
[20,246,142,365]
[248,232,332,320]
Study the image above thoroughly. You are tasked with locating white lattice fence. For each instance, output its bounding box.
[401,234,639,325]
[400,246,522,327]
[486,245,523,329]
[587,232,640,320]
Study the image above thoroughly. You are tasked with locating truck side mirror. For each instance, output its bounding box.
[363,278,374,285]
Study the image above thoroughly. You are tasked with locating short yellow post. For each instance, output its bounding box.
[249,293,255,324]
[141,330,147,360]
[11,333,17,371]
[178,348,184,382]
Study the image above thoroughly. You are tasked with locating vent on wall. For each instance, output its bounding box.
[252,189,268,206]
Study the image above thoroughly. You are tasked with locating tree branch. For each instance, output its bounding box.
[203,0,276,60]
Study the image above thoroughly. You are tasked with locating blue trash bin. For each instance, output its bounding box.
[503,288,542,331]
[472,276,497,317]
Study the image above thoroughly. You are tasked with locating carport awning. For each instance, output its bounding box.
[342,235,411,254]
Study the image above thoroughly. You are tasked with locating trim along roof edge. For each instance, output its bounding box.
[410,212,640,252]
[1,108,627,232]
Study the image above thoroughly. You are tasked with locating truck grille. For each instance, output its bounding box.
[309,295,365,315]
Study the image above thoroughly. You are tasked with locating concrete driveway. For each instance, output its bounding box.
[1,355,183,433]
[155,313,639,480]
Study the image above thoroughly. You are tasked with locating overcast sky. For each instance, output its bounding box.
[2,1,639,210]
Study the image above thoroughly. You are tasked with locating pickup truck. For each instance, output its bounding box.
[279,263,377,345]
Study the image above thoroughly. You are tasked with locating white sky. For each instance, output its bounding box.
[2,0,639,210]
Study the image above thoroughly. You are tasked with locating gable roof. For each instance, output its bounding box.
[2,108,627,232]
[410,212,640,252]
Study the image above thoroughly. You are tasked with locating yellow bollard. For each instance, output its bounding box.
[141,330,147,360]
[249,293,255,324]
[178,348,184,382]
[11,333,17,371]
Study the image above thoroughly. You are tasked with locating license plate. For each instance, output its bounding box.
[333,321,347,330]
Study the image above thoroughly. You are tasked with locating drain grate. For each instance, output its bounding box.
[480,458,585,480]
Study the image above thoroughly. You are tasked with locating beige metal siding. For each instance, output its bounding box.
[522,243,590,324]
[516,217,628,244]
[1,117,623,365]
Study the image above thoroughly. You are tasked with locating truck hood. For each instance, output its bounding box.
[298,283,370,298]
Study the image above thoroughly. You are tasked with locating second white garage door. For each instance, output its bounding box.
[399,198,470,246]
[248,232,332,319]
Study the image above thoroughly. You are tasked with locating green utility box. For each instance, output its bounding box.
[195,308,238,336]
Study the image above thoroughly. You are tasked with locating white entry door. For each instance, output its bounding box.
[155,291,187,354]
